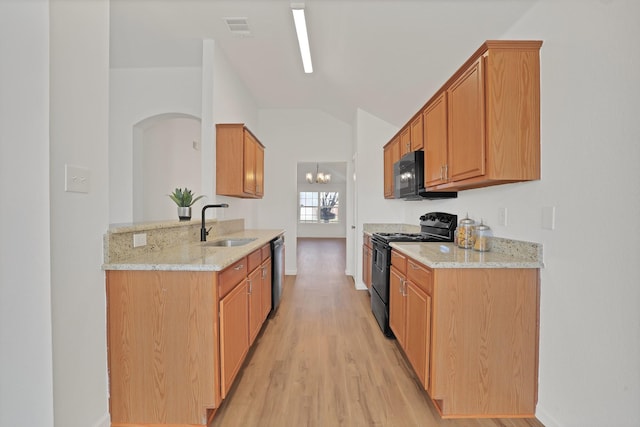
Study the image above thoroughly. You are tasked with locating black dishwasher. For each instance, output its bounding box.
[270,235,285,314]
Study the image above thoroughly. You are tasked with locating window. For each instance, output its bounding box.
[299,191,339,223]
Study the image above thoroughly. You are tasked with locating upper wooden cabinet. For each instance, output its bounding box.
[216,123,265,198]
[384,40,542,195]
[383,135,401,198]
[409,113,424,152]
[400,126,411,156]
[423,92,449,187]
[435,41,541,191]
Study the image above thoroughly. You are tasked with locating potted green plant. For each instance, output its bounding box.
[169,187,205,221]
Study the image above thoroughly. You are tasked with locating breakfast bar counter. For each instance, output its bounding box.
[103,228,283,271]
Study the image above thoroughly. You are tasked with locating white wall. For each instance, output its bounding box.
[49,1,111,427]
[209,42,261,227]
[0,1,54,426]
[352,108,405,288]
[138,116,202,222]
[258,109,353,274]
[392,2,640,426]
[109,66,202,223]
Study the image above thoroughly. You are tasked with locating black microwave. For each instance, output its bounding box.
[393,151,457,200]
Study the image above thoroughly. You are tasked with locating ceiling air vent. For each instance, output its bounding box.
[223,17,252,37]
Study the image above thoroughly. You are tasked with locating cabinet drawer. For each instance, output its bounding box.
[261,243,271,262]
[248,248,262,272]
[391,250,407,273]
[407,259,432,294]
[219,257,248,298]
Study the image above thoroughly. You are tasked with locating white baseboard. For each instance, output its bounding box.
[93,412,110,427]
[354,281,367,290]
[536,406,562,427]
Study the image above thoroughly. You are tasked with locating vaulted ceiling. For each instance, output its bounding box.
[110,0,538,127]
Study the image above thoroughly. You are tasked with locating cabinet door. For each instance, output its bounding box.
[260,259,272,321]
[363,245,372,289]
[400,126,411,156]
[423,92,449,187]
[410,114,424,151]
[219,280,249,399]
[389,267,406,347]
[248,267,262,345]
[243,131,257,195]
[255,143,264,197]
[447,57,485,182]
[383,138,398,199]
[405,281,430,389]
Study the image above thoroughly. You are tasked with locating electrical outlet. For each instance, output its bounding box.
[133,233,147,247]
[542,206,556,230]
[65,164,90,193]
[498,207,508,226]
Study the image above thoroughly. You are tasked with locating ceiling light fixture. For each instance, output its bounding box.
[306,163,330,184]
[291,3,313,73]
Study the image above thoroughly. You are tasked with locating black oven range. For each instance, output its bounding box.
[370,212,457,337]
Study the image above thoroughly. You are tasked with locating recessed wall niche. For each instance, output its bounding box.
[132,113,202,222]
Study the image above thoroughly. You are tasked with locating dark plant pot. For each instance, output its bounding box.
[320,208,336,222]
[177,206,191,221]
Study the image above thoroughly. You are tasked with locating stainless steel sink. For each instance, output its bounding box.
[202,238,257,247]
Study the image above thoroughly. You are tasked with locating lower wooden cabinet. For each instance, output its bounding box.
[220,278,250,399]
[389,265,406,348]
[106,270,219,425]
[260,258,272,321]
[389,255,431,388]
[404,277,431,388]
[362,233,372,289]
[389,249,540,418]
[248,266,263,346]
[106,244,276,426]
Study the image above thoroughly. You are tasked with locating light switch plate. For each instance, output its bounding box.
[498,207,508,227]
[542,206,556,230]
[65,164,90,193]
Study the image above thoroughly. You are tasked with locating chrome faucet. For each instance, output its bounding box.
[200,204,229,241]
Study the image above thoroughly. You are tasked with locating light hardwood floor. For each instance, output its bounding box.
[211,238,545,427]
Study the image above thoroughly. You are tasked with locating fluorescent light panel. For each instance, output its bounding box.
[291,5,313,73]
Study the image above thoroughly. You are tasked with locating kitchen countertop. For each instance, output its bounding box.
[102,229,284,272]
[363,222,543,269]
[390,241,543,269]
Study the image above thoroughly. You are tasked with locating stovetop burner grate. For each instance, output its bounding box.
[372,212,457,243]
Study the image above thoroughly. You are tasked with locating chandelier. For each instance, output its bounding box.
[306,163,330,184]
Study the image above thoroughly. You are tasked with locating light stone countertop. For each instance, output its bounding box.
[390,241,543,269]
[102,229,284,272]
[363,222,543,269]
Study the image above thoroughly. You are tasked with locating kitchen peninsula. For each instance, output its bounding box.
[103,219,284,426]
